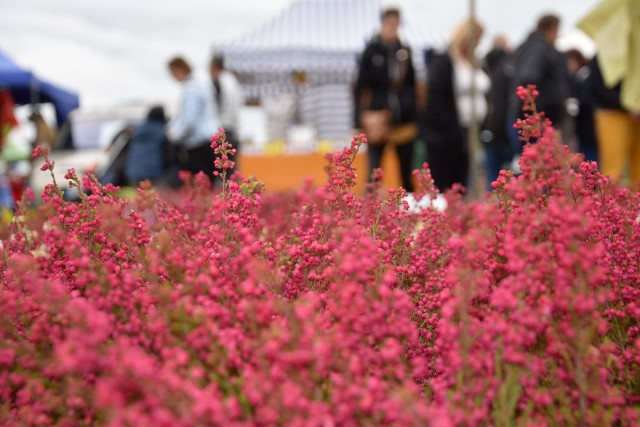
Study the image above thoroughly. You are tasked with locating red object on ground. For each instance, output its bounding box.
[9,177,26,203]
[0,89,19,148]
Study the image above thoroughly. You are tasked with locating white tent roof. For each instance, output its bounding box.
[212,0,446,140]
[213,0,446,73]
[223,0,378,52]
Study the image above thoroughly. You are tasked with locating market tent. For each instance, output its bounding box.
[214,0,444,92]
[213,0,444,141]
[218,0,377,74]
[0,49,80,126]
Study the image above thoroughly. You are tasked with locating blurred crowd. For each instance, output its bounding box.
[97,55,243,189]
[2,3,639,202]
[355,8,640,194]
[136,7,638,195]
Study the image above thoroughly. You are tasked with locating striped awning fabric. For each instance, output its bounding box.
[213,0,446,142]
[213,0,446,74]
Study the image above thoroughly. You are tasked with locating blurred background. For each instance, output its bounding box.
[0,0,614,203]
[1,0,598,108]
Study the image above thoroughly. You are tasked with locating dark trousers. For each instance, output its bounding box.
[428,145,468,193]
[184,141,216,184]
[485,141,514,190]
[580,145,598,164]
[223,129,239,178]
[428,127,468,193]
[368,141,415,192]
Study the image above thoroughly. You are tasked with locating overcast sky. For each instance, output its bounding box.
[0,0,600,109]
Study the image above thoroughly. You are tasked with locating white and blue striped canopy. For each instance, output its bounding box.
[213,0,446,74]
[212,0,446,142]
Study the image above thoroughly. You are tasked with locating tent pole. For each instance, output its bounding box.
[30,76,39,114]
[467,0,482,199]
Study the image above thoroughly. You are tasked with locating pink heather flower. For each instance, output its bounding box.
[31,145,49,159]
[64,168,76,180]
[4,88,640,426]
[0,348,16,366]
[23,187,35,201]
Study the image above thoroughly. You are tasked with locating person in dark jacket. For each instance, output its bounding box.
[566,49,597,162]
[509,14,571,140]
[125,106,169,186]
[354,7,417,192]
[423,19,487,193]
[482,35,515,188]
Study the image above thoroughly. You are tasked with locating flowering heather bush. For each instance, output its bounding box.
[432,86,640,426]
[1,93,639,426]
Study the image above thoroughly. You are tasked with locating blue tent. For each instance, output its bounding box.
[0,49,79,125]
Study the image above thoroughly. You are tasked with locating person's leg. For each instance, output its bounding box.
[426,148,448,193]
[224,129,239,178]
[507,117,522,154]
[186,142,216,183]
[492,141,514,186]
[501,141,515,167]
[458,128,469,190]
[395,141,415,192]
[580,145,599,164]
[628,116,640,190]
[457,145,469,191]
[595,109,630,184]
[484,143,501,190]
[184,147,198,177]
[556,113,577,152]
[367,143,385,181]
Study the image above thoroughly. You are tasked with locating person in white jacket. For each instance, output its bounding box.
[210,55,243,177]
[167,56,220,183]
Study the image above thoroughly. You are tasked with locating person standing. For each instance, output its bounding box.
[210,55,243,177]
[354,7,418,192]
[566,49,597,162]
[509,14,571,139]
[167,56,220,183]
[482,36,515,189]
[423,19,489,193]
[589,55,640,188]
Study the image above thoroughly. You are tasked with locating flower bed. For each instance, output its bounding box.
[1,87,639,425]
